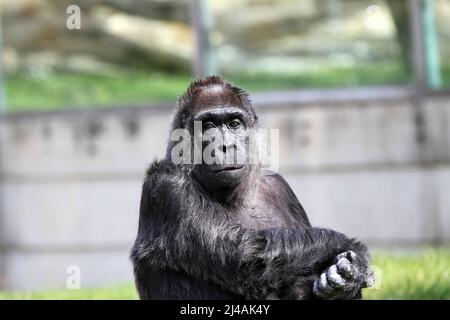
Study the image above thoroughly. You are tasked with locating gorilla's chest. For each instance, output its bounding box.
[233,191,295,230]
[236,208,286,230]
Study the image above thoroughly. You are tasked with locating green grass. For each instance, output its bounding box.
[0,283,138,300]
[0,249,449,300]
[4,63,413,112]
[228,63,411,92]
[4,72,194,112]
[4,63,450,112]
[364,248,450,300]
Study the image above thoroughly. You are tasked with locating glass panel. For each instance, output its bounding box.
[1,0,194,112]
[209,0,413,91]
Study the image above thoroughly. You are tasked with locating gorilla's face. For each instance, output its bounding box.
[192,106,255,191]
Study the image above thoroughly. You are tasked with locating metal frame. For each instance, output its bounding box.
[189,0,215,78]
[410,0,428,93]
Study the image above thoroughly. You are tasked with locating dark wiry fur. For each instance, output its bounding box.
[130,76,370,299]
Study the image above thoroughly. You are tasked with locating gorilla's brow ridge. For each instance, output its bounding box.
[194,107,247,122]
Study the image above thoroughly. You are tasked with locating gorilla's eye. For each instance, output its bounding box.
[203,122,215,130]
[228,120,241,129]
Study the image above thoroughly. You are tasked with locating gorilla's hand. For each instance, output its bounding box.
[312,251,374,299]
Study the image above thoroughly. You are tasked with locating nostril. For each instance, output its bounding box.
[219,144,236,153]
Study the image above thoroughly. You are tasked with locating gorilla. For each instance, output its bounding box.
[130,76,373,300]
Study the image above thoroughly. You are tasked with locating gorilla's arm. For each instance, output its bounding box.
[266,173,373,299]
[131,160,370,299]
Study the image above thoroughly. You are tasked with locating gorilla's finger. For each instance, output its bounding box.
[326,265,346,289]
[318,272,337,294]
[334,250,356,263]
[346,250,356,262]
[313,280,326,298]
[334,251,348,263]
[336,258,357,280]
[336,258,359,280]
[363,268,375,288]
[313,274,336,299]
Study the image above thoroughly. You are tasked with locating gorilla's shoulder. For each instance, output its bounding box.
[260,169,291,189]
[259,169,300,201]
[146,159,179,178]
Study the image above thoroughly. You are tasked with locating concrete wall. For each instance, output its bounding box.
[0,94,449,290]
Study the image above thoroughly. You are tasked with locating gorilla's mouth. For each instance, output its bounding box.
[213,165,244,173]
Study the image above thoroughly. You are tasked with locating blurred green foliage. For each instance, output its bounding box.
[0,249,448,300]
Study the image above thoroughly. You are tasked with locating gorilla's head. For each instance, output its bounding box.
[166,76,259,203]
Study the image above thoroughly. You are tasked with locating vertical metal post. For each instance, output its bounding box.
[0,7,6,112]
[189,0,216,78]
[0,2,5,291]
[409,0,427,93]
[422,0,442,89]
[408,0,428,151]
[409,0,442,91]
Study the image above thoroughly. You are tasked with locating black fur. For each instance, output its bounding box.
[130,76,370,300]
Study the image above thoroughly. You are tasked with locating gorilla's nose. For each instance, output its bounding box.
[219,144,236,154]
[219,145,227,153]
